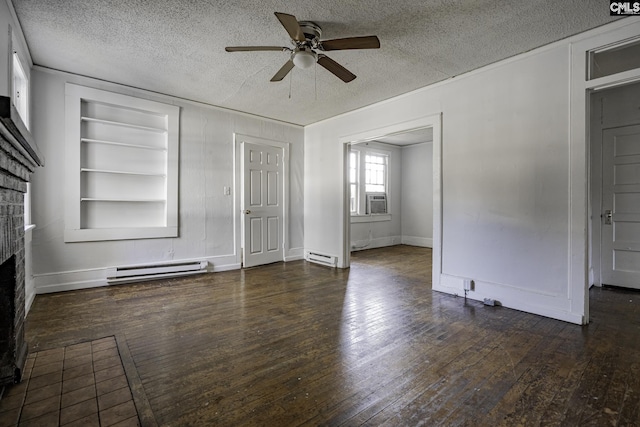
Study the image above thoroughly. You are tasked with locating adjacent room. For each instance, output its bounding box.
[1,1,639,425]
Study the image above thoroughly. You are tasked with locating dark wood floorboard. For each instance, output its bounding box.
[22,245,640,426]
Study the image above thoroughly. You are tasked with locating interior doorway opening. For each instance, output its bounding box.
[340,114,442,289]
[347,128,434,255]
[589,80,640,293]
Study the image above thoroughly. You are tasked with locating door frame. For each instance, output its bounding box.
[589,84,640,289]
[234,134,290,267]
[340,114,443,289]
[571,18,640,324]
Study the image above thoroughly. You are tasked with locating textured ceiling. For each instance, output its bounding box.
[13,1,618,126]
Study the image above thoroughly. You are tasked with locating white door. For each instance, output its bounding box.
[601,124,640,289]
[242,141,284,267]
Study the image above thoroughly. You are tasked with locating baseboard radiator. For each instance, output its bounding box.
[305,251,337,268]
[106,260,208,284]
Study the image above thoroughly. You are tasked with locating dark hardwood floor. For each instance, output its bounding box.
[20,245,640,426]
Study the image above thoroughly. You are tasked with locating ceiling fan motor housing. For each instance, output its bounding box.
[297,21,322,42]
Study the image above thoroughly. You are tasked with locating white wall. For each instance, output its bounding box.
[401,142,433,247]
[30,68,304,293]
[305,34,582,323]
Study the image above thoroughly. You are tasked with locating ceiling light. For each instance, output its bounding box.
[292,49,316,69]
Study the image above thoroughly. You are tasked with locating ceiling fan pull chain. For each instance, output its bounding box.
[289,69,292,99]
[315,62,318,101]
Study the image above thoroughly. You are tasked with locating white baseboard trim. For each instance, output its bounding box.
[433,274,584,325]
[285,247,304,262]
[351,236,434,251]
[351,235,402,251]
[25,287,36,317]
[35,254,243,294]
[210,263,241,272]
[401,236,433,248]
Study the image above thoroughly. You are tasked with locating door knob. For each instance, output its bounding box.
[244,210,251,214]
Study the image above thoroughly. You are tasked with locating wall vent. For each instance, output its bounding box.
[367,193,387,214]
[106,260,208,284]
[305,251,337,267]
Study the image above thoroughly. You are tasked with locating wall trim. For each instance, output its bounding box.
[569,17,640,324]
[33,248,304,294]
[285,247,304,262]
[401,236,432,248]
[434,274,583,325]
[25,290,35,317]
[34,254,242,294]
[351,236,401,252]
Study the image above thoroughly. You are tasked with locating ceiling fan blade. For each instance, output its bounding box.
[274,12,305,42]
[270,60,295,82]
[225,46,287,52]
[321,36,380,51]
[317,55,356,83]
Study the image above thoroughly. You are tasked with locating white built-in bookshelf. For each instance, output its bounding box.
[65,84,179,242]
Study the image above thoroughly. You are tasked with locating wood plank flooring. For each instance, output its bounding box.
[19,245,640,426]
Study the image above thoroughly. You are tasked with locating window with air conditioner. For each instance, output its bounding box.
[350,146,389,218]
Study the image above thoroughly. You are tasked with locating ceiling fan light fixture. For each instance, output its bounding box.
[292,49,316,69]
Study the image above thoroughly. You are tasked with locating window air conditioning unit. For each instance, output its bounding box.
[367,193,387,214]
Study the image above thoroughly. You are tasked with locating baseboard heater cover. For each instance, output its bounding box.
[305,251,337,267]
[106,260,208,284]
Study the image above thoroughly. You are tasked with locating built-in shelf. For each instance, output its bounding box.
[81,138,167,151]
[80,168,166,177]
[80,198,166,202]
[65,83,179,242]
[81,116,167,133]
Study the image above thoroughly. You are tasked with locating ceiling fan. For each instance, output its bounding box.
[225,12,380,83]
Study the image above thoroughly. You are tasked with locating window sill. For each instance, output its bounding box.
[351,214,391,223]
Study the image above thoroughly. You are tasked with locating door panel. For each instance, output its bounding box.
[267,216,279,251]
[243,141,284,267]
[602,124,640,289]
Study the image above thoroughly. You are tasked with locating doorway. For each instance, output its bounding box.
[340,113,443,288]
[235,134,290,268]
[589,81,640,290]
[347,129,434,254]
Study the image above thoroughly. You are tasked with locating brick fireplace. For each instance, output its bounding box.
[0,96,42,389]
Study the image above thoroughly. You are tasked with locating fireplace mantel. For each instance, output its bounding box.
[0,96,43,168]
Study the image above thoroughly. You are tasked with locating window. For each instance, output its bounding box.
[350,145,389,216]
[365,154,386,193]
[64,84,180,242]
[349,151,359,213]
[12,51,33,228]
[12,52,29,129]
[589,38,640,80]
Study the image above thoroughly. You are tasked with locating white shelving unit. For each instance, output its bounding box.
[65,84,180,242]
